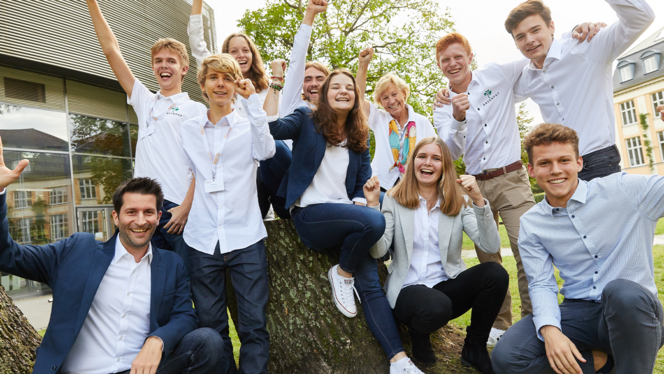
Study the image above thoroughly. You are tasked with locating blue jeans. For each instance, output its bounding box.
[260,140,292,219]
[115,327,224,374]
[492,279,664,374]
[291,203,404,359]
[188,241,270,374]
[152,199,192,275]
[578,145,621,181]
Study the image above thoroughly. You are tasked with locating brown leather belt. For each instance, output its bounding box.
[473,160,523,181]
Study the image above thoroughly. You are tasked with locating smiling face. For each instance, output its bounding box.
[437,43,473,89]
[379,83,408,120]
[112,192,161,253]
[512,14,555,69]
[527,141,583,208]
[227,36,253,75]
[326,74,356,115]
[303,66,327,102]
[201,70,236,108]
[152,49,188,92]
[414,143,444,189]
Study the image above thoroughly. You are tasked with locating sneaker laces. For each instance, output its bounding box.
[402,360,424,374]
[340,278,361,305]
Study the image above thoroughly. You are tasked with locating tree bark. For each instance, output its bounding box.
[0,285,41,373]
[226,220,469,374]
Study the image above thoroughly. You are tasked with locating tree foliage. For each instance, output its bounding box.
[238,0,455,117]
[516,102,542,193]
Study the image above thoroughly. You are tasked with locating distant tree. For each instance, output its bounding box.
[516,102,542,193]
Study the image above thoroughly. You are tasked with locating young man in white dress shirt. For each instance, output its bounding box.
[180,54,275,374]
[492,123,664,374]
[86,0,205,274]
[506,0,655,181]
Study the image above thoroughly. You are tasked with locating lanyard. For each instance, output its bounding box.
[200,121,231,181]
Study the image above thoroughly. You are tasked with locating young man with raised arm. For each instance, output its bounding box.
[492,123,664,374]
[506,0,655,181]
[432,26,600,345]
[0,148,222,374]
[86,0,204,273]
[180,54,275,374]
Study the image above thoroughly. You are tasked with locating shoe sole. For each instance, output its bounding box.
[328,267,357,318]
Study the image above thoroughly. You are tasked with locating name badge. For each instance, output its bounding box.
[204,179,224,193]
[139,125,155,139]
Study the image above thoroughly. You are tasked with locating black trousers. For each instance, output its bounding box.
[392,262,508,345]
[578,144,621,181]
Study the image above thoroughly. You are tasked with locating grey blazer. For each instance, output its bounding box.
[370,194,501,308]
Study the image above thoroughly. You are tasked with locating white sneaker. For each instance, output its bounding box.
[390,357,425,374]
[486,327,506,347]
[328,265,359,318]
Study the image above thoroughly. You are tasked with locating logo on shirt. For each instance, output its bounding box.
[482,89,499,106]
[484,90,492,97]
[167,105,183,117]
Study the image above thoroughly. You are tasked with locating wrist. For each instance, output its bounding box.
[303,10,316,26]
[453,113,466,122]
[472,197,485,207]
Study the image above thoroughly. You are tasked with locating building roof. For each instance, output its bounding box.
[613,25,664,93]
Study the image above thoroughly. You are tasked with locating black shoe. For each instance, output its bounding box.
[461,343,495,374]
[409,331,437,366]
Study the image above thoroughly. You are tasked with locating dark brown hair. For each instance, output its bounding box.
[389,137,467,215]
[524,123,579,163]
[312,69,369,153]
[112,178,164,214]
[504,0,552,36]
[222,33,269,92]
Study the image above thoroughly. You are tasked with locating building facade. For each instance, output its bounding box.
[613,26,664,175]
[0,1,216,299]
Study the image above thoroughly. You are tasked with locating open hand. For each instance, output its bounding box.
[363,176,381,207]
[456,175,484,207]
[657,105,663,121]
[451,93,469,122]
[130,336,163,374]
[163,204,190,234]
[0,137,29,191]
[433,88,451,108]
[572,22,607,43]
[359,47,374,66]
[235,78,256,99]
[541,326,585,374]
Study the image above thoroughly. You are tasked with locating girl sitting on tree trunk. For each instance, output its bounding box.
[365,136,508,374]
[265,69,425,374]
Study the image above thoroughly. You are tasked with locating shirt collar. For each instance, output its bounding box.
[113,235,153,265]
[418,195,442,210]
[541,178,587,216]
[449,71,478,96]
[204,109,238,129]
[155,91,190,106]
[528,38,562,71]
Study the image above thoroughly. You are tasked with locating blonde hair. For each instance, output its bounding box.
[305,61,331,77]
[222,33,269,92]
[373,73,410,106]
[389,136,467,215]
[197,54,244,103]
[151,38,190,78]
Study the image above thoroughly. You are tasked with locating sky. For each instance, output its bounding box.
[205,0,664,124]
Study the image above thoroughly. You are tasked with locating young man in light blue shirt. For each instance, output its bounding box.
[492,123,664,374]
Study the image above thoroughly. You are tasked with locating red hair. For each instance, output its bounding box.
[435,32,472,62]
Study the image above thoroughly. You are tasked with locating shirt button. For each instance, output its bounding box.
[594,255,598,258]
[116,358,120,362]
[477,108,480,111]
[571,215,575,218]
[583,235,587,239]
[595,271,598,274]
[483,157,486,160]
[551,85,554,89]
[484,124,487,127]
[486,141,488,144]
[556,102,560,106]
[119,336,123,340]
[593,286,596,289]
[126,292,130,296]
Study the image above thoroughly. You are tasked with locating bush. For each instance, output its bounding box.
[534,193,545,203]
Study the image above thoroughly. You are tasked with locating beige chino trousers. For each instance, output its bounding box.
[475,166,535,330]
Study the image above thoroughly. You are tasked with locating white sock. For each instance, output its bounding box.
[390,357,411,370]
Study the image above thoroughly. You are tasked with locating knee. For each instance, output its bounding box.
[603,279,657,318]
[190,327,224,358]
[362,210,386,241]
[483,262,509,287]
[491,340,511,373]
[417,297,453,332]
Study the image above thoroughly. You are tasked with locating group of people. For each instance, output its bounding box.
[1,0,664,373]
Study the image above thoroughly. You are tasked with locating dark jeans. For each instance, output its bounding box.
[493,279,664,374]
[393,262,508,346]
[152,199,192,275]
[260,140,292,219]
[578,145,621,181]
[256,167,271,219]
[114,327,223,374]
[291,204,404,359]
[188,241,270,374]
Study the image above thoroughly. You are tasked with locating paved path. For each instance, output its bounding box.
[14,295,52,332]
[462,247,513,259]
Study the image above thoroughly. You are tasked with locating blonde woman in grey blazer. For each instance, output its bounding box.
[364,137,508,374]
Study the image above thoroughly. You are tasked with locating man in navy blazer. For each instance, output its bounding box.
[0,144,222,374]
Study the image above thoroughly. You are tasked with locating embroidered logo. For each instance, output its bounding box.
[167,105,183,117]
[484,89,492,97]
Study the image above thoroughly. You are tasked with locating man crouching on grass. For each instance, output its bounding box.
[492,123,664,374]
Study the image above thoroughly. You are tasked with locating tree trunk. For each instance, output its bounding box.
[226,220,471,374]
[0,285,41,373]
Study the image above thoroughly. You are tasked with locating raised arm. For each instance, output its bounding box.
[264,59,286,117]
[356,47,373,116]
[188,0,212,67]
[237,79,276,161]
[85,0,135,97]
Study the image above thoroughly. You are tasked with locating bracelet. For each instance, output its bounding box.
[271,76,284,82]
[270,82,284,91]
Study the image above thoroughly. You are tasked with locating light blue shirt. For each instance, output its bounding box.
[519,172,664,340]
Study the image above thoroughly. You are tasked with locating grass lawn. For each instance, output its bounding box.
[463,223,511,250]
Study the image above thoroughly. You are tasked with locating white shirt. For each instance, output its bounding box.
[280,23,316,118]
[369,103,437,188]
[433,60,528,175]
[403,196,448,289]
[62,237,152,374]
[514,0,655,156]
[295,141,366,208]
[181,94,275,255]
[129,79,206,205]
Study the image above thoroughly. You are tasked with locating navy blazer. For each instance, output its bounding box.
[0,194,197,374]
[269,106,371,208]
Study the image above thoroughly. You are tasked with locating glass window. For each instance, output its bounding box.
[13,191,32,209]
[626,137,645,167]
[130,124,138,157]
[0,103,69,151]
[72,154,133,206]
[653,91,664,119]
[81,211,100,234]
[50,214,68,240]
[620,100,638,126]
[49,186,68,205]
[644,56,659,74]
[620,65,634,82]
[9,218,32,244]
[69,114,132,157]
[658,131,664,161]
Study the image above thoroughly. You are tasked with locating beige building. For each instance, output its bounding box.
[613,25,664,175]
